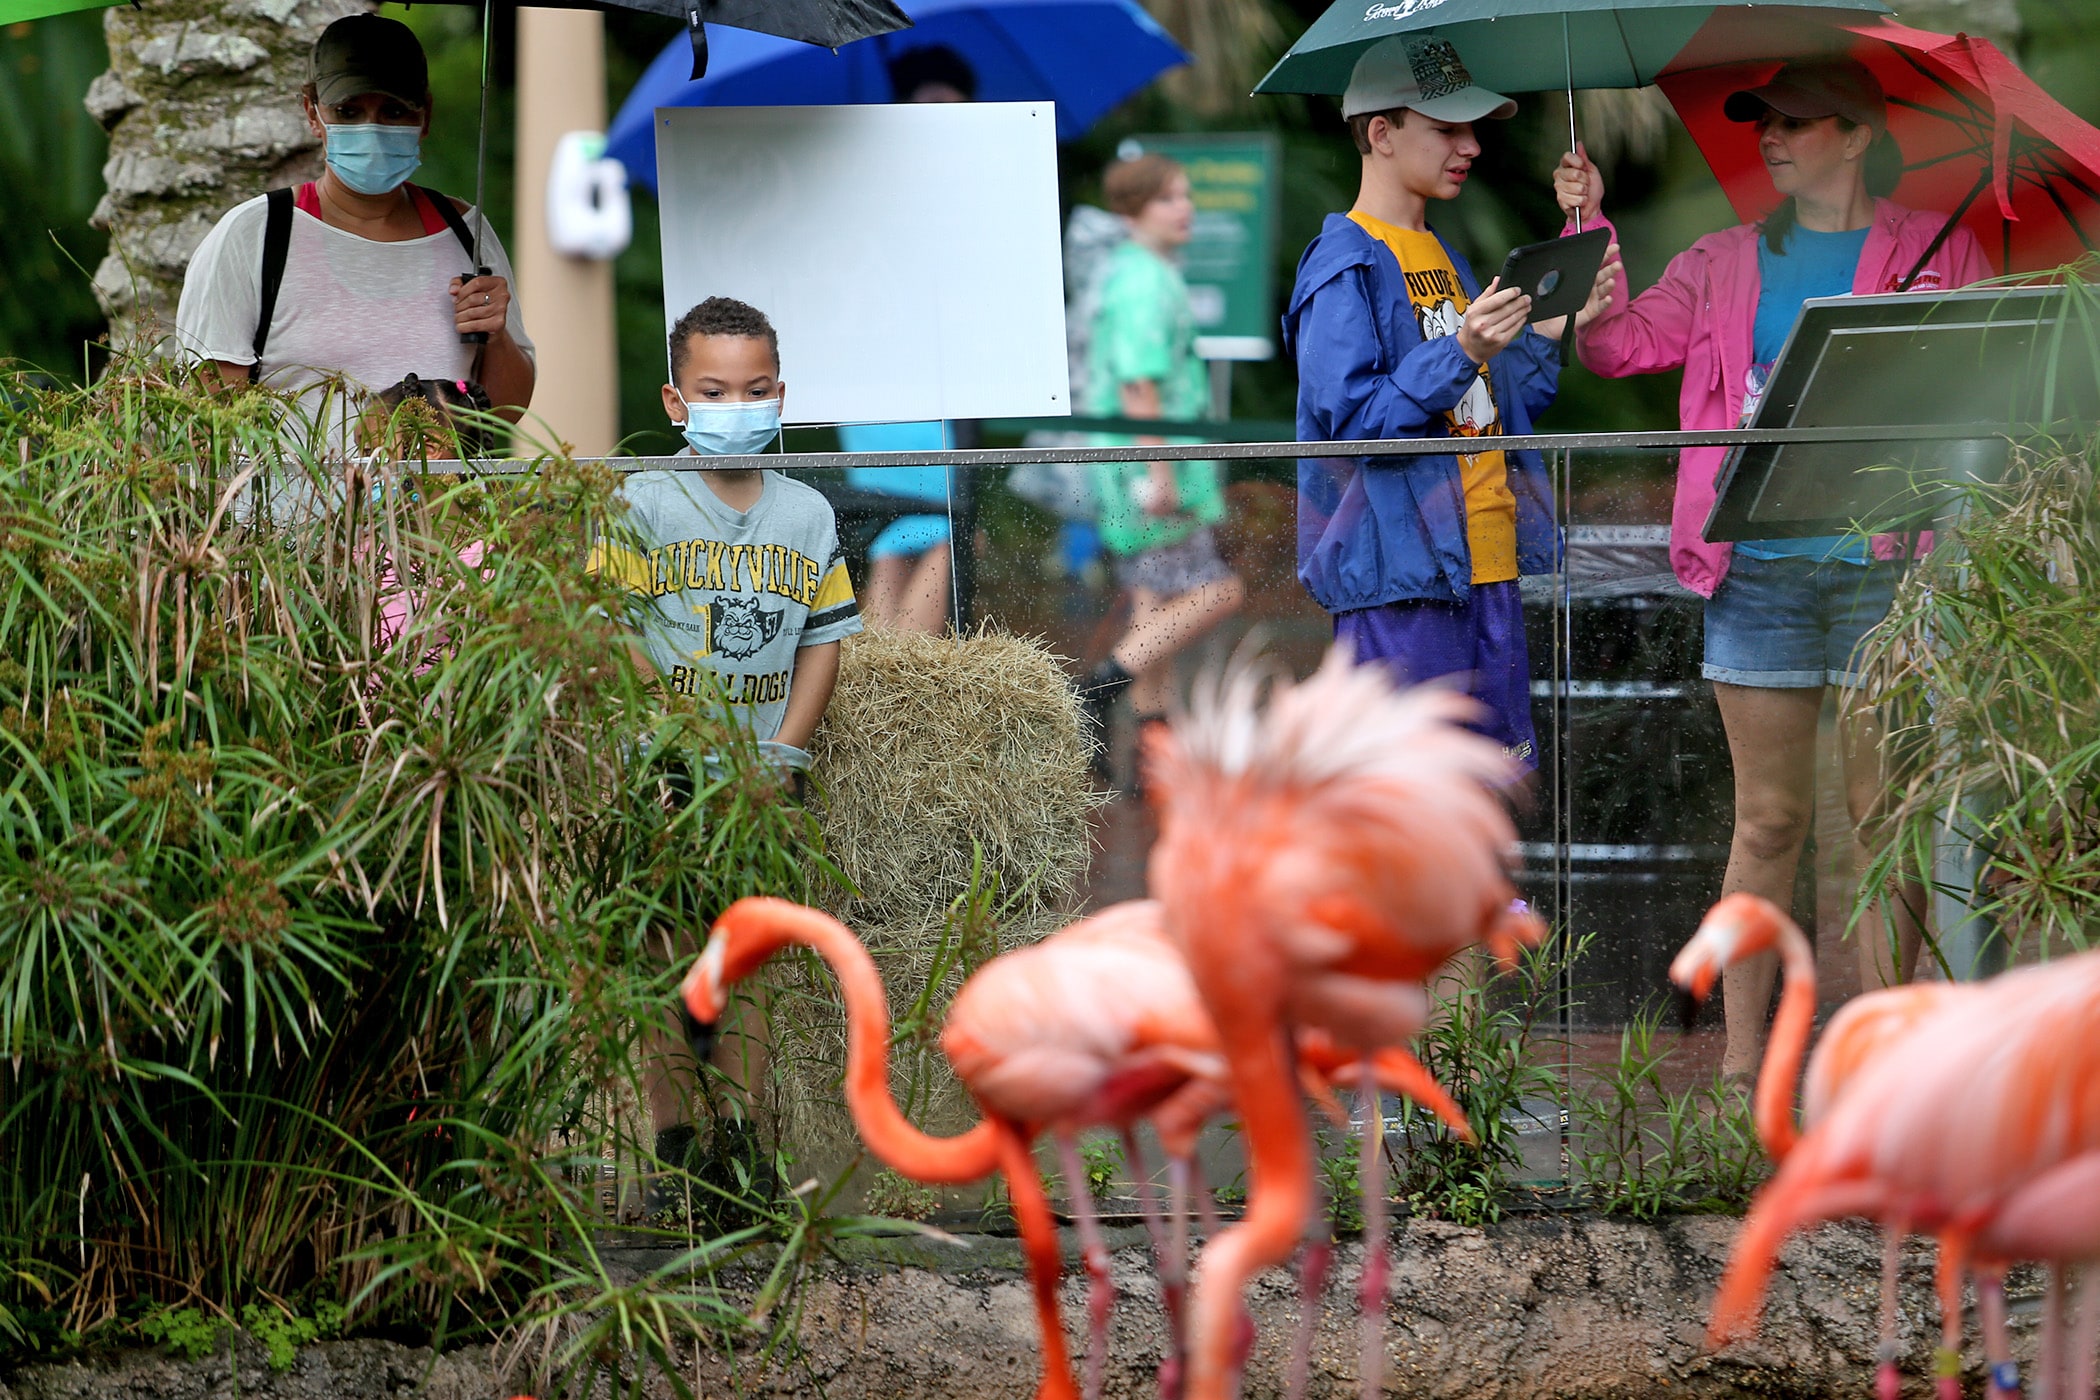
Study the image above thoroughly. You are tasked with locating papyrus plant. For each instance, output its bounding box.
[0,362,827,1383]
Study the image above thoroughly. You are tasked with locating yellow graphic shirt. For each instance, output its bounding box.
[590,468,861,740]
[1349,211,1518,585]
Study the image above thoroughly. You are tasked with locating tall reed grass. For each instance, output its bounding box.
[0,364,829,1390]
[1854,437,2099,956]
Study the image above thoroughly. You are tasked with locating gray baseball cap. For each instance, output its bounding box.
[1723,57,1886,132]
[310,14,428,109]
[1343,34,1516,123]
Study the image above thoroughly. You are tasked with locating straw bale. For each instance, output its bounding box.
[768,625,1101,1184]
[808,624,1097,932]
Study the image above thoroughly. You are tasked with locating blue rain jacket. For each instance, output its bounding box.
[1284,214,1563,612]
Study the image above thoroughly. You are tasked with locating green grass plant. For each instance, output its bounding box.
[1569,1012,1764,1219]
[1389,934,1585,1227]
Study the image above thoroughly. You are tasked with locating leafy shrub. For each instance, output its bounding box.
[1854,439,2100,956]
[0,365,826,1385]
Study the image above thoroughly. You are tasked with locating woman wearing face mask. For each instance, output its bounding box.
[1558,58,1990,1083]
[175,14,535,440]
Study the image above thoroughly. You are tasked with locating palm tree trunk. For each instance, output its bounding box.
[84,0,369,355]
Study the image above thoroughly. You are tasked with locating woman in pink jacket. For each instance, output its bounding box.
[1558,57,1991,1082]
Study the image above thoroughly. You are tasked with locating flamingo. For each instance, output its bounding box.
[1669,894,1986,1399]
[1970,1152,2100,1400]
[679,895,1474,1400]
[1708,947,2100,1393]
[1144,649,1539,1400]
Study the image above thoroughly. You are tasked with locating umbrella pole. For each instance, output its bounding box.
[1564,13,1581,233]
[463,0,494,347]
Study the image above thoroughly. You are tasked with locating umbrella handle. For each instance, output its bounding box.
[463,264,492,347]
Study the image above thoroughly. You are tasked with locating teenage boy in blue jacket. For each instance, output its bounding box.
[1283,35,1615,769]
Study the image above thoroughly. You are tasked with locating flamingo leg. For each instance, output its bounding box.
[1161,1153,1196,1400]
[2066,1263,2100,1400]
[1284,1233,1332,1400]
[1938,1232,1968,1400]
[1357,1063,1389,1400]
[1875,1223,1904,1400]
[1980,1263,2021,1400]
[1123,1127,1185,1400]
[1174,1151,1253,1388]
[1185,1020,1312,1400]
[997,1119,1082,1400]
[1057,1133,1118,1400]
[2041,1264,2069,1400]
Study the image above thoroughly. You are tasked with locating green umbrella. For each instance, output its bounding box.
[1254,0,1889,101]
[0,0,119,20]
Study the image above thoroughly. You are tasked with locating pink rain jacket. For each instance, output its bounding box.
[1576,200,1992,597]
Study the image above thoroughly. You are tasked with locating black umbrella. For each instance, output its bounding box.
[420,0,914,340]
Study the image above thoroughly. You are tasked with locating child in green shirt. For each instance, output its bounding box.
[1078,154,1245,779]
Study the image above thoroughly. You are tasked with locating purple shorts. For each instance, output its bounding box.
[1332,580,1537,770]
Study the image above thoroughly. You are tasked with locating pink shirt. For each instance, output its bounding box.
[1575,200,1992,597]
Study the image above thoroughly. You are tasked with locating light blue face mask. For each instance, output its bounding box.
[679,398,781,457]
[325,122,423,196]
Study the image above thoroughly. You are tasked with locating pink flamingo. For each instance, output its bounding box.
[1708,946,2100,1393]
[1669,894,1993,1399]
[1145,650,1539,1400]
[681,895,1473,1400]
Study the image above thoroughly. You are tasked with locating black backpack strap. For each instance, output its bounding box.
[413,186,493,353]
[414,185,482,268]
[251,186,295,385]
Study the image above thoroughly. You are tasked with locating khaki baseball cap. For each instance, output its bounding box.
[1342,34,1516,123]
[310,14,428,109]
[1724,58,1886,132]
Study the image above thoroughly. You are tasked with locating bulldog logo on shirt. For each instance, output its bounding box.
[708,595,785,660]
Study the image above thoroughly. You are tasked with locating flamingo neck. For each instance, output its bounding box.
[747,900,997,1184]
[1754,917,1817,1162]
[1185,1021,1314,1400]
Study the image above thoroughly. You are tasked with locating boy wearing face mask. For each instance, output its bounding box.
[597,297,862,753]
[175,14,535,440]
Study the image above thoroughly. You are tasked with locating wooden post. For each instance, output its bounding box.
[513,6,619,456]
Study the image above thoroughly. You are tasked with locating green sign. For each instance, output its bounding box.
[1121,133,1282,362]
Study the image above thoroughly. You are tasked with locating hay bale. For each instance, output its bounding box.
[809,625,1097,931]
[769,626,1100,1186]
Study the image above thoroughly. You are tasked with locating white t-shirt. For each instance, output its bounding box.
[174,191,534,445]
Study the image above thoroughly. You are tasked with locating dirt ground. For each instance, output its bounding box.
[5,1215,2048,1399]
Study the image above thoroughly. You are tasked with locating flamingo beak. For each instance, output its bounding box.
[1672,982,1705,1032]
[679,932,730,1063]
[685,1005,718,1064]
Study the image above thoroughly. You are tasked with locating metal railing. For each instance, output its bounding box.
[416,420,2021,474]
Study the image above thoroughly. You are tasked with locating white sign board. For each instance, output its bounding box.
[655,104,1070,425]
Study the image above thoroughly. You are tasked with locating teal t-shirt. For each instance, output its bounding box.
[1083,240,1224,557]
[1738,224,1873,564]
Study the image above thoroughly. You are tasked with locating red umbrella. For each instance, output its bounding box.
[1657,20,2100,282]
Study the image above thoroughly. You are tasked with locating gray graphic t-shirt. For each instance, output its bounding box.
[599,469,861,740]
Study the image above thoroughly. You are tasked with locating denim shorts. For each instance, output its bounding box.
[1114,526,1236,598]
[1702,552,1903,689]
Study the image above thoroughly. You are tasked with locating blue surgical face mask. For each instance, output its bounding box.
[324,122,423,196]
[679,398,781,457]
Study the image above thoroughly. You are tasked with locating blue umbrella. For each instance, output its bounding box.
[606,0,1188,187]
